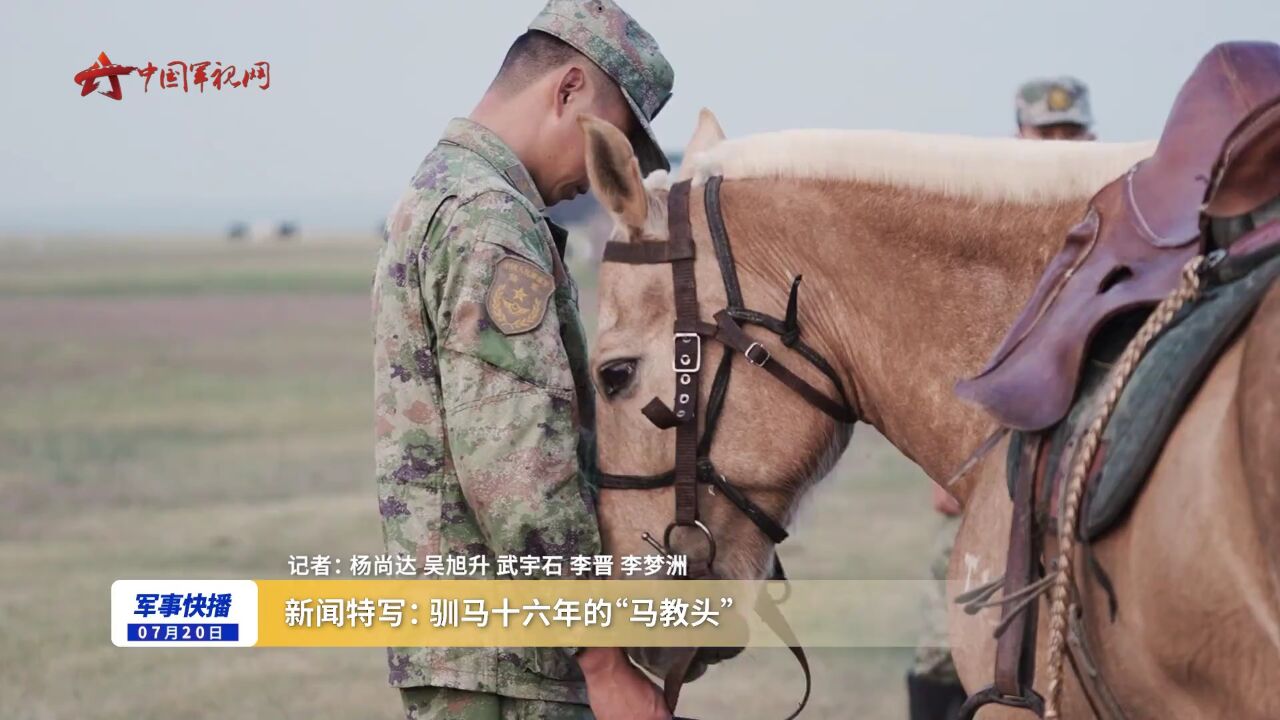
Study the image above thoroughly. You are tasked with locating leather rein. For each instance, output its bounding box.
[596,176,858,718]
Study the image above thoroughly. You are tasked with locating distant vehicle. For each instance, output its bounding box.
[226,221,300,242]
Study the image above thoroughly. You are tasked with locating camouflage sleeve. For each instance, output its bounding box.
[426,192,602,570]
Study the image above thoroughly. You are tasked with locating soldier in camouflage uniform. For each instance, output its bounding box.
[372,2,674,718]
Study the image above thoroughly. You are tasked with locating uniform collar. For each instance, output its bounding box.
[440,118,546,212]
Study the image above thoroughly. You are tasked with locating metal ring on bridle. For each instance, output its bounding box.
[663,519,716,566]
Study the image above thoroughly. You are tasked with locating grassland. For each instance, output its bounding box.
[0,237,938,719]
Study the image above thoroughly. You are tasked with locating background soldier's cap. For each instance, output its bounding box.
[529,0,674,174]
[1015,76,1093,129]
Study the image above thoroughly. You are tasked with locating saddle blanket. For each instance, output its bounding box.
[1007,242,1280,540]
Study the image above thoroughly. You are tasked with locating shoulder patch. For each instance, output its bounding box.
[486,256,555,335]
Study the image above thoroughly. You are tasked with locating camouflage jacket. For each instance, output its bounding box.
[372,118,601,703]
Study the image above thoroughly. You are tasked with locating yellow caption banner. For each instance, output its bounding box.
[254,579,935,648]
[257,580,760,647]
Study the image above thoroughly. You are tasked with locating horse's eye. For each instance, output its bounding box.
[598,359,638,398]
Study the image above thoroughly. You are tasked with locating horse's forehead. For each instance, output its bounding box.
[598,261,670,331]
[594,187,675,340]
[600,259,665,301]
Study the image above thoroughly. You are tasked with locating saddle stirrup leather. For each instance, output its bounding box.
[956,435,1046,719]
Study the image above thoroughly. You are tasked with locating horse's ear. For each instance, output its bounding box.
[580,114,647,232]
[676,108,726,181]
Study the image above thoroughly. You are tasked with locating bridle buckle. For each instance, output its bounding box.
[673,332,702,373]
[745,341,771,367]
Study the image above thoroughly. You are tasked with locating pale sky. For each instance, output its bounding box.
[1,0,1275,235]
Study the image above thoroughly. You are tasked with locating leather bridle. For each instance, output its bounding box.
[596,176,859,718]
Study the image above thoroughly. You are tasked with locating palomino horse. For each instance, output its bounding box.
[581,109,1280,718]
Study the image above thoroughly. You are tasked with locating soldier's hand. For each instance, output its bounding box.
[578,647,671,720]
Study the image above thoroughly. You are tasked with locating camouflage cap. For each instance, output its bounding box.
[529,0,674,174]
[1016,76,1093,129]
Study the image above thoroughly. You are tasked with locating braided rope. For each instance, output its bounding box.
[1042,255,1207,719]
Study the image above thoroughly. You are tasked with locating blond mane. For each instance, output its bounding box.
[684,129,1156,203]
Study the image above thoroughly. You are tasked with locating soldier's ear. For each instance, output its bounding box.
[580,114,646,232]
[677,108,726,181]
[556,66,587,111]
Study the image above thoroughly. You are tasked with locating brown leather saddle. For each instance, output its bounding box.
[952,42,1280,720]
[957,41,1280,432]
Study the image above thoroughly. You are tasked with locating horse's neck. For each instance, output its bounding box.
[722,178,1089,495]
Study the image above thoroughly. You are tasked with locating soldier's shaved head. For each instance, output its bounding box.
[494,32,575,88]
[492,30,623,112]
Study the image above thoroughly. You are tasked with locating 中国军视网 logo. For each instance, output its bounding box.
[74,51,270,100]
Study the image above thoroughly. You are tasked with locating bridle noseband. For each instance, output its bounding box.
[596,176,858,719]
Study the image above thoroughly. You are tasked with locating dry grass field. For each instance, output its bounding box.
[0,236,939,719]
